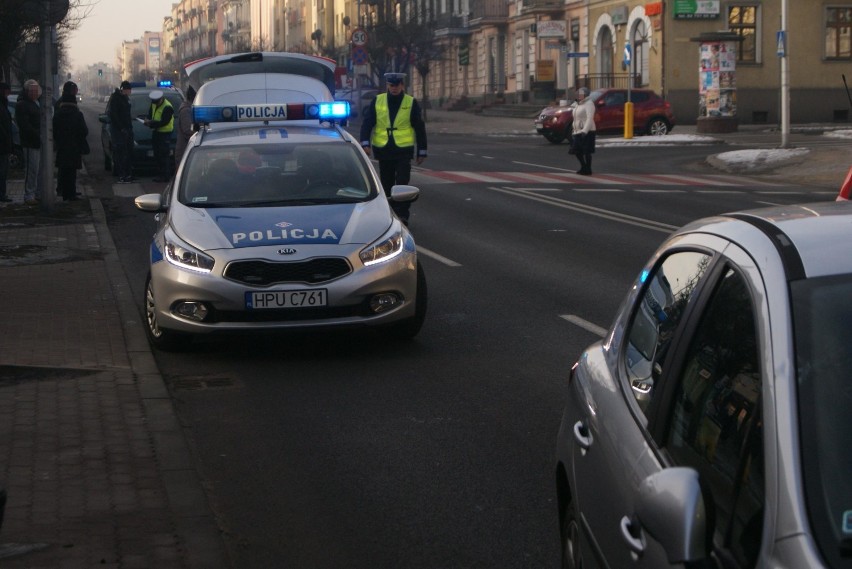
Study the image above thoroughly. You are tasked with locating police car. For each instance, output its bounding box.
[134,68,425,350]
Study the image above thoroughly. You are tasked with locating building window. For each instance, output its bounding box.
[826,7,852,59]
[728,5,757,63]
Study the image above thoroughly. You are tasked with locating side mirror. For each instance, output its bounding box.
[98,113,109,124]
[390,184,420,203]
[134,193,167,213]
[635,468,708,564]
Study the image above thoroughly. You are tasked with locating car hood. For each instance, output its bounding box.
[539,104,574,117]
[170,197,393,251]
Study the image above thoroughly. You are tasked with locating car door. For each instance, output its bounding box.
[595,90,626,132]
[648,252,767,568]
[569,246,716,568]
[629,91,650,132]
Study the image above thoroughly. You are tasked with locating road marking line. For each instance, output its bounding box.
[487,186,678,233]
[560,315,607,337]
[417,246,462,267]
[573,188,626,192]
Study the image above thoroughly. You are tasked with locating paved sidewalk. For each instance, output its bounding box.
[0,175,228,568]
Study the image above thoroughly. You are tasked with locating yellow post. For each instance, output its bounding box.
[624,102,634,139]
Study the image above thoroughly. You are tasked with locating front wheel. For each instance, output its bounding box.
[561,495,583,569]
[646,117,671,136]
[144,274,192,351]
[543,131,566,144]
[104,144,113,171]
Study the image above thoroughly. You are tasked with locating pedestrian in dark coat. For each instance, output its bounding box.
[53,82,89,201]
[15,79,42,204]
[0,81,13,202]
[109,80,135,183]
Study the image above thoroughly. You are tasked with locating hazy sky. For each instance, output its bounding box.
[69,0,175,69]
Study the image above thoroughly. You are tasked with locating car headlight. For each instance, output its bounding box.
[360,228,404,266]
[163,227,214,272]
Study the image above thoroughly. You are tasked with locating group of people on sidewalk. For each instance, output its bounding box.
[0,75,199,205]
[0,79,89,203]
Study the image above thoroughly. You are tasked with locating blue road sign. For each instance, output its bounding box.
[565,52,589,58]
[776,30,786,57]
[623,44,632,66]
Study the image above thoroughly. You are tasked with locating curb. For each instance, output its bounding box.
[88,195,230,569]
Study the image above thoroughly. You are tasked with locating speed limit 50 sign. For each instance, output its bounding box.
[351,28,368,46]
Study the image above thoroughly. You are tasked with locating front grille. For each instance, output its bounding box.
[224,257,352,285]
[211,303,371,323]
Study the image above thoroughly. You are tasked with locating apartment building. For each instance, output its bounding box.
[149,0,851,126]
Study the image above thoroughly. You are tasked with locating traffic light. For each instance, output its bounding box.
[98,69,103,77]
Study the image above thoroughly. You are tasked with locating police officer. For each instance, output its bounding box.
[359,72,427,225]
[144,90,174,182]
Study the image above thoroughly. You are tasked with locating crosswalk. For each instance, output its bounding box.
[412,169,784,187]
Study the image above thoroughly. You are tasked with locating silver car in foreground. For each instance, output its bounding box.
[556,202,852,568]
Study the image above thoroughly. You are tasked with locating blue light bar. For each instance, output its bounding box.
[317,101,350,120]
[193,105,237,124]
[192,101,350,125]
[158,80,173,87]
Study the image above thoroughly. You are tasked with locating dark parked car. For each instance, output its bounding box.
[555,202,852,568]
[98,85,184,174]
[535,88,675,144]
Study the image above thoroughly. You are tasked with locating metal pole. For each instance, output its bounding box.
[780,0,789,148]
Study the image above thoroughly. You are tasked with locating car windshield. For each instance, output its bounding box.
[179,142,377,207]
[791,273,852,568]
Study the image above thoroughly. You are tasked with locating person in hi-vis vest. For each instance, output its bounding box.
[144,90,175,182]
[359,73,427,225]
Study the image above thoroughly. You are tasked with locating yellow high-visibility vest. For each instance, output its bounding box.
[371,93,414,148]
[150,98,174,133]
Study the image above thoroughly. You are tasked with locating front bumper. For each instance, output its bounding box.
[149,243,419,334]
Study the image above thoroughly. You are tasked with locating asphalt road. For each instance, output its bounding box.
[80,102,835,568]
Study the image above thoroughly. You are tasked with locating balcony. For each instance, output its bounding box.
[469,0,507,25]
[433,13,471,37]
[520,0,562,14]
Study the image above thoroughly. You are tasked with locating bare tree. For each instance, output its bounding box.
[0,0,95,84]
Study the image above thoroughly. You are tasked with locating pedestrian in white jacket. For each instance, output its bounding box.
[571,87,596,175]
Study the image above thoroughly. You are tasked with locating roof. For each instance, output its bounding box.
[680,202,852,280]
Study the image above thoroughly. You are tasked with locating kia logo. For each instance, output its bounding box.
[278,248,297,255]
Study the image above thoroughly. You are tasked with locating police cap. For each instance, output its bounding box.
[149,90,164,101]
[384,73,406,85]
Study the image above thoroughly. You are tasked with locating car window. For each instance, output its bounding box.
[630,92,650,103]
[624,251,712,413]
[604,92,626,106]
[791,273,852,568]
[665,267,764,567]
[180,142,375,206]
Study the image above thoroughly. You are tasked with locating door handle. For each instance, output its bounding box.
[572,420,592,450]
[620,515,646,555]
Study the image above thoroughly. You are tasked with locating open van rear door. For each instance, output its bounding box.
[184,52,337,95]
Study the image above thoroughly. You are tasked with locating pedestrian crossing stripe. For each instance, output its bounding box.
[413,170,783,187]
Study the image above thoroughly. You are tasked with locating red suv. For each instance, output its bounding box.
[534,88,675,144]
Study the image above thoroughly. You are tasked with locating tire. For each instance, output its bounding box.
[144,274,192,351]
[384,261,427,339]
[646,117,671,136]
[561,495,583,569]
[543,131,566,144]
